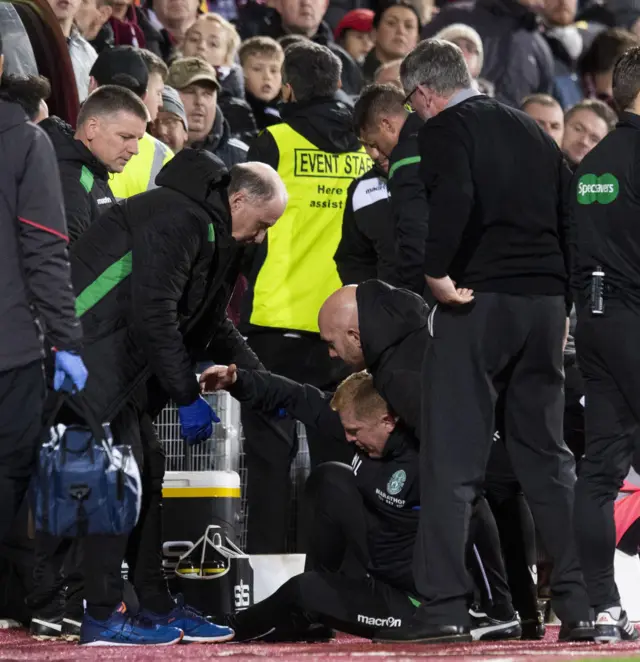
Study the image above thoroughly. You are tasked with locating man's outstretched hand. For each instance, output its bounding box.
[426,275,474,306]
[200,364,238,392]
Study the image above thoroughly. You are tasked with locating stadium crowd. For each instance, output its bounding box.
[2,0,640,649]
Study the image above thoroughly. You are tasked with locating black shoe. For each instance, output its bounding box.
[558,621,596,642]
[469,608,522,641]
[260,624,336,643]
[521,615,546,640]
[595,609,639,643]
[62,615,83,641]
[374,622,471,643]
[30,615,63,640]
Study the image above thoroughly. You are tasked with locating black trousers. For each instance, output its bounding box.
[241,331,352,553]
[27,402,172,620]
[485,437,538,622]
[0,361,45,545]
[231,462,418,640]
[416,293,589,625]
[574,301,640,611]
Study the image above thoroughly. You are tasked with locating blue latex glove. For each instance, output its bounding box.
[54,351,89,392]
[179,396,220,445]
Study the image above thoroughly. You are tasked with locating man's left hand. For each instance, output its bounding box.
[426,275,474,306]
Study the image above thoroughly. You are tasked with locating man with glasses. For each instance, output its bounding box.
[377,37,593,644]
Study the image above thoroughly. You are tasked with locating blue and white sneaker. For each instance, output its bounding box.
[140,596,235,643]
[80,602,184,646]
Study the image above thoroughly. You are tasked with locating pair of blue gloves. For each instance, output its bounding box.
[179,396,220,445]
[53,351,89,393]
[55,350,217,446]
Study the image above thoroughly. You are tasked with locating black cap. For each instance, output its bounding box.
[89,46,149,99]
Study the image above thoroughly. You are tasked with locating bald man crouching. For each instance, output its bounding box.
[30,151,287,646]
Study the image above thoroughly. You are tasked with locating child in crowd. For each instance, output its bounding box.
[182,12,243,98]
[238,36,283,131]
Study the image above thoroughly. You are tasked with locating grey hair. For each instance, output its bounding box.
[229,163,281,204]
[400,38,472,97]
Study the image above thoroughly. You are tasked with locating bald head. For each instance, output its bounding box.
[318,286,365,369]
[228,161,288,244]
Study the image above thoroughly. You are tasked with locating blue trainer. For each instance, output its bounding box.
[140,596,235,643]
[80,603,184,646]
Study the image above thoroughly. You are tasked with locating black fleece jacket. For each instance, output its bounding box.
[40,116,115,244]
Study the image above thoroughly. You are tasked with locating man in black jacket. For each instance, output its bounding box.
[0,35,85,545]
[29,151,287,646]
[200,367,519,642]
[40,85,148,243]
[572,47,640,642]
[334,163,395,284]
[240,41,372,554]
[352,83,427,295]
[378,38,591,643]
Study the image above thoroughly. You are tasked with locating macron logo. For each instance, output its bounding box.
[96,197,112,205]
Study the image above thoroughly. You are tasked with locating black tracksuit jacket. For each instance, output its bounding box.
[0,100,82,372]
[40,116,115,244]
[418,96,572,308]
[388,113,428,296]
[570,111,640,310]
[228,368,419,593]
[70,149,261,422]
[334,164,395,285]
[356,279,430,433]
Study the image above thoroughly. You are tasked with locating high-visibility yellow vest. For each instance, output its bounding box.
[109,132,173,200]
[250,123,372,333]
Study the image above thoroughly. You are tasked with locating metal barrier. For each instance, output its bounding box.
[155,392,311,551]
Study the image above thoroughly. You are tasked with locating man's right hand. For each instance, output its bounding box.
[199,364,238,392]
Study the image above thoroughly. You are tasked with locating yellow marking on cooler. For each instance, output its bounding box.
[162,487,241,498]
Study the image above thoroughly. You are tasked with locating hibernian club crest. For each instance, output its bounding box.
[387,470,406,496]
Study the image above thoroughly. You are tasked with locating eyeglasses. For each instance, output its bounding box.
[403,82,426,112]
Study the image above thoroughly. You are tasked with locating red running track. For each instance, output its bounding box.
[1,625,640,661]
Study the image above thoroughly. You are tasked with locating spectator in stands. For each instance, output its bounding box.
[521,93,565,145]
[434,24,495,96]
[239,0,364,97]
[0,32,85,547]
[39,86,148,242]
[0,74,51,123]
[374,59,402,87]
[240,41,371,554]
[105,48,175,199]
[540,0,603,108]
[334,8,375,65]
[183,13,243,97]
[561,98,617,168]
[238,37,284,131]
[153,86,189,152]
[168,57,249,167]
[183,13,258,141]
[363,1,421,82]
[145,0,200,59]
[46,0,98,101]
[107,0,164,55]
[578,28,639,109]
[423,0,555,107]
[75,0,114,51]
[351,83,427,295]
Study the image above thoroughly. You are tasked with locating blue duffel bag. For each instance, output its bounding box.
[33,394,142,538]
